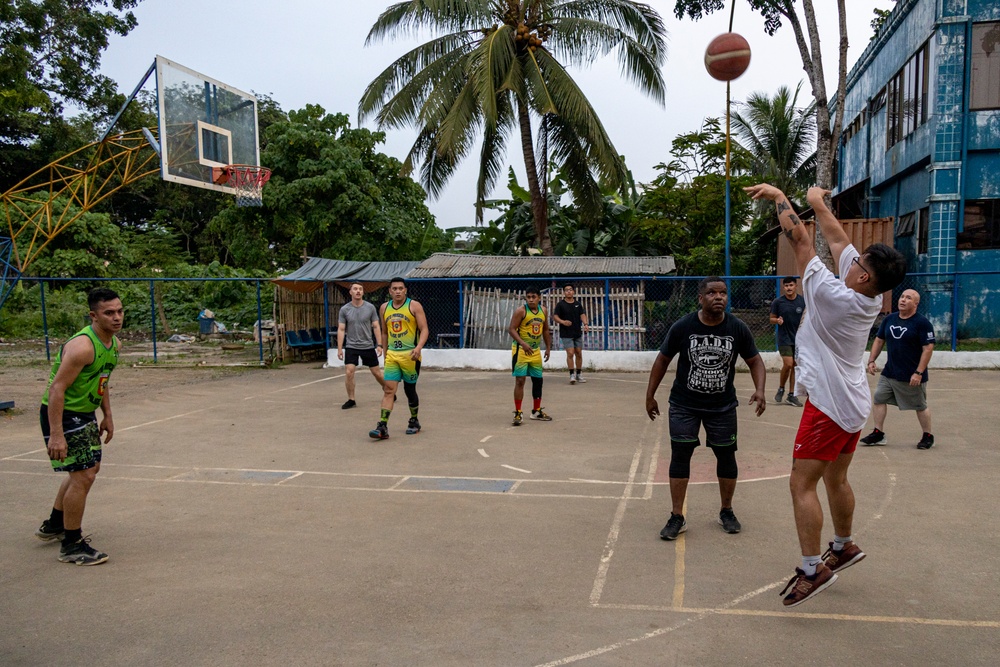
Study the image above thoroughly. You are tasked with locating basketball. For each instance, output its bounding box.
[704,32,751,81]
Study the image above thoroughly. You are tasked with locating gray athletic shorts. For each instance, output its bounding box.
[560,337,582,350]
[873,375,927,411]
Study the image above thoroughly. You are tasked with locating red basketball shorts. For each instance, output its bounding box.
[793,399,861,461]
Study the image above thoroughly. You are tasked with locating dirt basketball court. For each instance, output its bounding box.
[2,361,997,666]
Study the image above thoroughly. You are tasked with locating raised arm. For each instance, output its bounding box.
[745,183,815,277]
[807,187,852,270]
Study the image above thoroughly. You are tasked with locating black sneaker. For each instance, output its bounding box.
[785,394,803,407]
[917,433,934,450]
[860,428,886,446]
[341,399,357,410]
[659,513,687,541]
[368,421,389,440]
[35,520,65,542]
[718,507,742,534]
[58,537,109,566]
[406,417,421,435]
[774,387,785,403]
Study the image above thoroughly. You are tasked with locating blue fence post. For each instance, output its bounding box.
[774,276,781,351]
[322,282,330,352]
[256,280,264,364]
[149,280,157,363]
[603,278,610,351]
[458,280,465,349]
[40,280,51,362]
[951,271,959,352]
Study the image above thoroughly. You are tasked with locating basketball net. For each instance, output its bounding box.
[213,165,272,207]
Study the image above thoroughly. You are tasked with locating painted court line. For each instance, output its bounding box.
[501,464,531,474]
[117,407,213,432]
[588,443,643,605]
[480,435,492,443]
[477,449,489,458]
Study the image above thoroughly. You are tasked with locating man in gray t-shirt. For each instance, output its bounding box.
[337,283,386,409]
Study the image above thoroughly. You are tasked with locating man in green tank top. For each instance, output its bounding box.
[35,288,123,565]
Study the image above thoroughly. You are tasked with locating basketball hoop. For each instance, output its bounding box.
[213,164,272,207]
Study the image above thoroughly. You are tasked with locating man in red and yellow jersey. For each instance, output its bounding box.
[369,277,429,439]
[509,286,553,425]
[35,288,123,565]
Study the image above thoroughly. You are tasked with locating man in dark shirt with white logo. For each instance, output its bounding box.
[552,283,589,384]
[861,289,936,449]
[770,277,805,406]
[645,277,767,540]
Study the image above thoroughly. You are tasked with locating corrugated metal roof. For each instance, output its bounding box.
[272,257,421,293]
[406,253,675,278]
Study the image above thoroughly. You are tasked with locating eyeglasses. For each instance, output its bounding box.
[851,256,869,277]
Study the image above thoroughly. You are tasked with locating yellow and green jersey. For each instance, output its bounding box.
[385,298,418,352]
[515,303,546,351]
[42,325,120,413]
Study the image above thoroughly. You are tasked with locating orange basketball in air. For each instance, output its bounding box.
[704,32,751,81]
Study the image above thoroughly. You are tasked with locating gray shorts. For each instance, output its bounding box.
[873,375,927,411]
[560,337,582,350]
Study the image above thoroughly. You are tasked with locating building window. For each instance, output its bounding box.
[918,207,929,254]
[886,42,930,148]
[957,200,1000,250]
[896,211,916,237]
[971,22,1000,110]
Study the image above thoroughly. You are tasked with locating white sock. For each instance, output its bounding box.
[802,555,823,576]
[833,535,852,551]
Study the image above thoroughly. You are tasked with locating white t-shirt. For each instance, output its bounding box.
[795,246,882,432]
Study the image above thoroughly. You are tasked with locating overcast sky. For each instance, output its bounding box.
[100,0,892,230]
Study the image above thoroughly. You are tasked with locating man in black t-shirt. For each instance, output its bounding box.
[552,284,589,384]
[645,277,767,541]
[769,277,805,406]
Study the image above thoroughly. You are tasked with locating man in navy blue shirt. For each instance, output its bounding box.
[860,289,936,449]
[770,277,805,406]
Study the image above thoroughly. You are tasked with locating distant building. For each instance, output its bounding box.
[833,0,1000,340]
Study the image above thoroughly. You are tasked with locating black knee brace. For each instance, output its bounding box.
[403,381,419,408]
[711,445,738,479]
[668,441,697,479]
[530,376,543,400]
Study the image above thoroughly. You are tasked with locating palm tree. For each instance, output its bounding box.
[731,82,816,204]
[359,0,667,255]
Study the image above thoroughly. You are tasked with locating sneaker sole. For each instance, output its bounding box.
[569,379,576,385]
[405,428,420,434]
[783,572,838,607]
[660,525,687,541]
[860,439,887,446]
[368,432,389,440]
[827,551,866,574]
[717,518,742,534]
[35,532,65,542]
[58,554,109,566]
[917,443,934,449]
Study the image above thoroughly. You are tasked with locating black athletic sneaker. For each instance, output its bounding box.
[35,520,65,542]
[774,387,785,403]
[58,537,109,566]
[917,433,934,450]
[785,394,803,407]
[718,507,742,534]
[341,399,357,410]
[368,421,389,440]
[406,417,421,435]
[660,513,687,541]
[530,408,552,421]
[860,428,886,446]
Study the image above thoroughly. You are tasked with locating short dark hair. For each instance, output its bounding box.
[563,282,574,290]
[698,276,726,294]
[782,276,797,285]
[525,286,541,297]
[862,243,907,293]
[87,288,120,311]
[389,277,406,287]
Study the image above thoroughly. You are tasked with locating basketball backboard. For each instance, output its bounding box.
[155,55,260,195]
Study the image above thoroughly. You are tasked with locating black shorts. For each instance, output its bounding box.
[39,404,101,472]
[344,347,379,368]
[668,403,738,449]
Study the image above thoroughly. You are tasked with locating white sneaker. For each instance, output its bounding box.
[576,373,586,383]
[569,375,576,385]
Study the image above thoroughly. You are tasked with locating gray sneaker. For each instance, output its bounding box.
[58,537,109,566]
[785,394,803,407]
[576,373,586,383]
[774,387,785,403]
[35,520,65,542]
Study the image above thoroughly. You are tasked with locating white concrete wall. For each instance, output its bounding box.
[327,348,1000,372]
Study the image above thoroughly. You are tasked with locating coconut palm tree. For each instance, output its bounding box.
[359,0,667,255]
[732,82,816,204]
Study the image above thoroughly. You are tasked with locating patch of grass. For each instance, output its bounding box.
[955,339,1000,352]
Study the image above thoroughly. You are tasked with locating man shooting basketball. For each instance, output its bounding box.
[745,183,906,607]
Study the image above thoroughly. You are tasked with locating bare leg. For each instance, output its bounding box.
[62,467,98,531]
[52,475,72,512]
[916,408,932,433]
[872,403,888,430]
[718,477,736,509]
[788,362,796,395]
[779,358,791,390]
[514,376,526,402]
[564,349,575,373]
[380,380,397,411]
[574,348,583,372]
[369,365,386,389]
[669,478,689,515]
[822,452,855,539]
[344,365,357,400]
[789,457,830,556]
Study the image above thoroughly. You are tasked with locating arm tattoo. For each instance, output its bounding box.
[776,201,790,214]
[789,214,801,226]
[784,229,795,240]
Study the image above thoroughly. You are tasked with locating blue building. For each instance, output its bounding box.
[834,0,1000,342]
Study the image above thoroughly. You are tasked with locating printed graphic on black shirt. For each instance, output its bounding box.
[685,334,735,394]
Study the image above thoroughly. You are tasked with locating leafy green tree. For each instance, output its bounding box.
[359,0,667,255]
[206,105,451,271]
[0,0,143,188]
